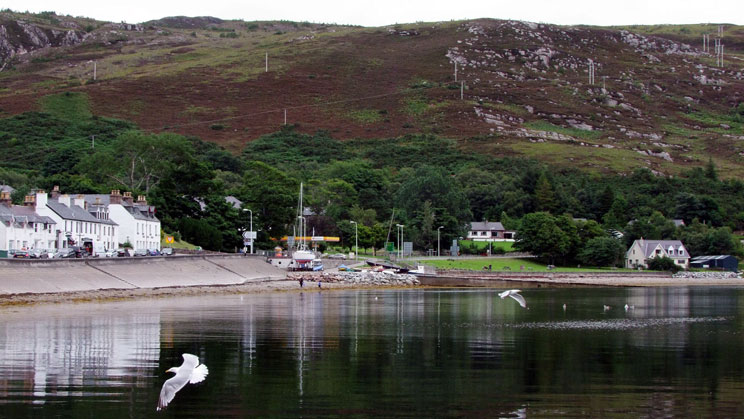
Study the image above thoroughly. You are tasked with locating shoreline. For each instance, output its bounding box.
[1,271,742,307]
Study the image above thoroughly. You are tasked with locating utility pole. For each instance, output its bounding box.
[283,109,287,125]
[90,135,95,148]
[454,61,458,82]
[350,220,357,260]
[265,52,268,72]
[602,75,607,90]
[460,81,464,100]
[93,61,97,81]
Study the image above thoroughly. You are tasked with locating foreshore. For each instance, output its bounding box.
[0,258,741,307]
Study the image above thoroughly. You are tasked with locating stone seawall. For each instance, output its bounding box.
[0,255,287,295]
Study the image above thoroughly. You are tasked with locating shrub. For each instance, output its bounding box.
[647,256,681,273]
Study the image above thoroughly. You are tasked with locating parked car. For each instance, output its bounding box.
[133,249,148,257]
[54,248,76,259]
[161,247,174,256]
[29,249,49,259]
[328,253,347,260]
[116,248,131,257]
[103,249,116,258]
[148,249,161,256]
[71,246,90,258]
[12,250,30,259]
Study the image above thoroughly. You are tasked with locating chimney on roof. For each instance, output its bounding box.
[123,191,134,205]
[74,194,85,209]
[95,197,102,205]
[51,185,61,199]
[23,194,36,208]
[35,191,48,209]
[0,191,11,207]
[59,194,71,207]
[136,195,147,206]
[110,190,122,205]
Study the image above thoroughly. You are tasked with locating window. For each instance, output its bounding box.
[679,249,684,256]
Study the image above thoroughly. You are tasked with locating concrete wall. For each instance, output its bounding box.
[0,255,286,295]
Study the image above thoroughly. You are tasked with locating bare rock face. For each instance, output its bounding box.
[0,18,87,70]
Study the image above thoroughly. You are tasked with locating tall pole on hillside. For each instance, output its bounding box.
[454,61,458,82]
[284,109,287,125]
[265,52,268,72]
[460,81,464,100]
[93,61,97,81]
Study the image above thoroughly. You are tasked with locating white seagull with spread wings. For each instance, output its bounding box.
[499,289,528,308]
[157,353,209,411]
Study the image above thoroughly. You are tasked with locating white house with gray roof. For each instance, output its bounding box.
[0,191,57,257]
[82,190,160,252]
[33,190,119,255]
[467,221,515,241]
[626,239,690,270]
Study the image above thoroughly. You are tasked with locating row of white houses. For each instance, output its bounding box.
[0,187,160,257]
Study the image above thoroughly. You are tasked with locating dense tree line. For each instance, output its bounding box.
[1,111,743,263]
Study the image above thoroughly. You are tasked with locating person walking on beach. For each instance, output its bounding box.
[299,277,304,288]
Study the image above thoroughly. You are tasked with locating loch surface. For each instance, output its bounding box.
[0,286,742,417]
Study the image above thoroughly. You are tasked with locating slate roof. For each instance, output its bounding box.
[46,199,117,225]
[0,204,56,225]
[470,221,506,231]
[82,194,159,222]
[632,240,688,259]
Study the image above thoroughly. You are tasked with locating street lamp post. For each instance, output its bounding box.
[437,226,443,257]
[243,208,253,254]
[395,224,404,259]
[350,220,358,260]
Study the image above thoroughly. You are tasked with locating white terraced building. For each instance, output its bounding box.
[0,191,57,257]
[34,190,119,255]
[82,190,160,252]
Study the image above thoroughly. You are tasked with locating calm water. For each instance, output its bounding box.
[1,287,743,418]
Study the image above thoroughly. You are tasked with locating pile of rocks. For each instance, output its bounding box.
[673,271,741,279]
[291,271,420,286]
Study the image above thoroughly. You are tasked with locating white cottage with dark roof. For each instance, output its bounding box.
[83,190,160,252]
[34,190,119,255]
[626,239,690,270]
[467,221,515,241]
[0,191,57,257]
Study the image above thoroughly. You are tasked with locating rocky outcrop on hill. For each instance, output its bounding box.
[144,16,224,29]
[0,18,87,70]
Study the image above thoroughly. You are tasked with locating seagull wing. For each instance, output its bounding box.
[156,354,204,411]
[499,289,521,299]
[508,292,527,308]
[181,353,200,370]
[157,373,189,411]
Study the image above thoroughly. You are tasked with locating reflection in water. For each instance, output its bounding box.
[0,304,160,405]
[0,287,741,417]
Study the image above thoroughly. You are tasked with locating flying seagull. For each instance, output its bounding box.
[499,289,527,308]
[157,353,209,411]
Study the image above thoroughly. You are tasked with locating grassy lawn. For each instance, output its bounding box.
[459,240,514,253]
[423,257,627,272]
